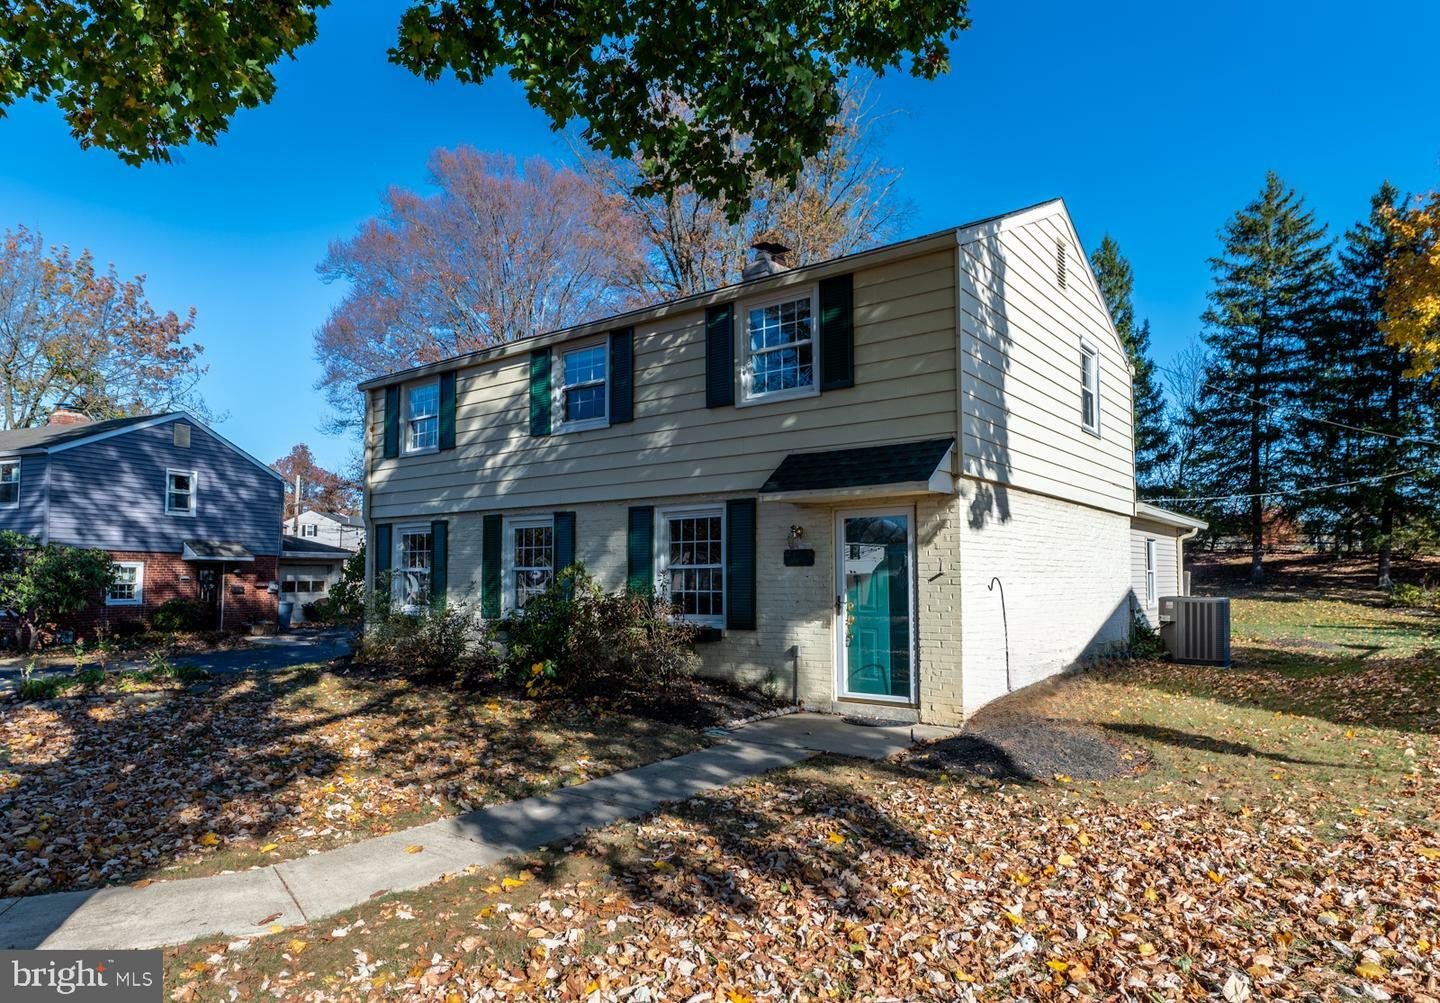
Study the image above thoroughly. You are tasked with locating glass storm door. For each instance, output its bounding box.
[836,510,914,702]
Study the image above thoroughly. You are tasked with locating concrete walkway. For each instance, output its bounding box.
[0,713,953,950]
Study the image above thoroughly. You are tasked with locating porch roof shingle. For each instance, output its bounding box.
[760,438,955,496]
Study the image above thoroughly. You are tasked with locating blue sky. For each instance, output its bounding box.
[1,0,1436,472]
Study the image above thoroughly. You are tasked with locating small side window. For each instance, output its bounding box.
[1144,538,1157,605]
[107,561,144,606]
[553,341,609,432]
[166,469,197,516]
[1080,341,1100,435]
[0,459,19,508]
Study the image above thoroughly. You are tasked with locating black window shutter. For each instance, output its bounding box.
[819,273,855,390]
[609,327,634,423]
[481,513,502,618]
[373,524,393,582]
[705,304,734,408]
[529,350,552,436]
[725,498,758,630]
[626,506,654,594]
[553,511,576,571]
[382,386,400,459]
[429,519,448,608]
[438,372,457,450]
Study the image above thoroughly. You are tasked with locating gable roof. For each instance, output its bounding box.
[297,510,363,527]
[281,535,356,559]
[358,199,1072,393]
[0,411,285,483]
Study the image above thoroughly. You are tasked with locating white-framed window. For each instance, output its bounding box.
[283,576,327,594]
[165,468,197,516]
[404,379,440,454]
[503,516,554,613]
[302,523,319,538]
[394,525,433,611]
[657,506,725,627]
[0,459,19,508]
[554,340,608,432]
[740,288,819,404]
[1145,538,1157,606]
[107,561,144,606]
[1080,340,1100,435]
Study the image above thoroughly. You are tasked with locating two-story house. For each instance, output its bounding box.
[360,200,1200,725]
[0,410,285,636]
[285,509,365,553]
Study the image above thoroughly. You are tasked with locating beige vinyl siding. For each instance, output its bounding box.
[369,250,958,520]
[957,211,1135,516]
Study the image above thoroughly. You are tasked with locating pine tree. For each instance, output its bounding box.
[1190,173,1334,584]
[1308,182,1440,585]
[1089,236,1174,494]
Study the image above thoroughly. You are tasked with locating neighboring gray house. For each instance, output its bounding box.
[0,409,285,636]
[279,535,355,622]
[284,509,364,553]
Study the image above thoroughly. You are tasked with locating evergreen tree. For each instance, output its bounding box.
[1089,236,1175,494]
[1306,182,1440,585]
[1190,173,1334,584]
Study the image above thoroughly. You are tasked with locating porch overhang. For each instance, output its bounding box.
[182,540,256,562]
[759,438,955,504]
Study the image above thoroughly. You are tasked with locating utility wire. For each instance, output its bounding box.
[1150,467,1433,505]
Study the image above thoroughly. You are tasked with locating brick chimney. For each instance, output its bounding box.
[47,407,92,427]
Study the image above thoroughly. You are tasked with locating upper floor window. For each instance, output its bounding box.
[741,290,818,404]
[0,459,18,508]
[395,525,432,611]
[1080,340,1100,435]
[405,380,440,453]
[657,506,725,628]
[107,561,144,606]
[504,516,554,612]
[302,523,319,538]
[166,468,197,516]
[555,341,608,431]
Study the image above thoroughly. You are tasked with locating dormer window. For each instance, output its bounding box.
[740,289,818,404]
[405,380,440,453]
[166,468,197,516]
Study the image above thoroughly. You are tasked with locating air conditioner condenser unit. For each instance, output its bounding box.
[1157,596,1231,667]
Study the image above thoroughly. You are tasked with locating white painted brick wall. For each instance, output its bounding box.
[958,479,1130,718]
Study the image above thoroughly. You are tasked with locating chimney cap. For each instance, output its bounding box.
[750,240,792,256]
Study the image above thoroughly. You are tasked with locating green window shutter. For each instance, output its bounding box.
[373,524,393,581]
[430,519,448,608]
[819,273,854,391]
[725,498,758,630]
[626,506,654,594]
[609,327,634,424]
[553,511,576,571]
[481,513,502,618]
[382,386,400,459]
[529,350,552,436]
[438,372,457,450]
[705,305,734,408]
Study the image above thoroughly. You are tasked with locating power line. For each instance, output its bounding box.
[1152,360,1440,449]
[1150,467,1433,505]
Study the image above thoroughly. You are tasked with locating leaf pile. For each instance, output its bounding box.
[0,670,703,894]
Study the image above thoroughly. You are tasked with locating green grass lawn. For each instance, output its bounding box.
[163,558,1440,1002]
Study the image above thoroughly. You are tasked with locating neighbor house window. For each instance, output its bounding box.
[405,380,440,453]
[657,507,725,627]
[0,459,18,508]
[283,577,326,594]
[165,469,197,516]
[504,516,554,612]
[1145,538,1157,606]
[107,562,144,606]
[1080,340,1100,434]
[554,341,608,430]
[302,523,319,538]
[741,290,817,403]
[395,526,433,610]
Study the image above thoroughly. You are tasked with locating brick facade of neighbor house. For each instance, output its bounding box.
[58,552,279,640]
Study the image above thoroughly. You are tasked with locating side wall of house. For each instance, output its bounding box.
[1130,518,1183,628]
[957,481,1130,717]
[0,452,48,540]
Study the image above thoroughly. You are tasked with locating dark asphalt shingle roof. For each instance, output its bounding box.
[183,540,255,561]
[760,438,955,494]
[281,535,355,559]
[0,413,171,453]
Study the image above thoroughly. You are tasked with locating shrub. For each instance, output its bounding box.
[501,565,698,704]
[173,662,210,683]
[74,667,106,692]
[150,598,212,633]
[1130,608,1167,660]
[359,594,479,681]
[0,531,116,650]
[18,674,66,701]
[1388,583,1438,609]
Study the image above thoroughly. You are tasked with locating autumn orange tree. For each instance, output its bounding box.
[1380,192,1440,376]
[271,444,360,521]
[314,149,640,433]
[0,227,207,429]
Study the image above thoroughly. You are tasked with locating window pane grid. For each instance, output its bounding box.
[0,460,18,505]
[513,525,554,608]
[167,472,194,514]
[399,530,432,607]
[407,382,440,451]
[746,297,814,397]
[560,345,607,424]
[665,515,723,620]
[108,564,139,603]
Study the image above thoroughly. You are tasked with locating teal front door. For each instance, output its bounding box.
[836,510,914,702]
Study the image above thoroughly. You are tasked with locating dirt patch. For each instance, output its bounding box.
[626,675,792,729]
[905,692,1148,782]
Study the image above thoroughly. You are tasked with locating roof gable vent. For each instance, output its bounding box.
[174,423,191,448]
[1055,239,1068,291]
